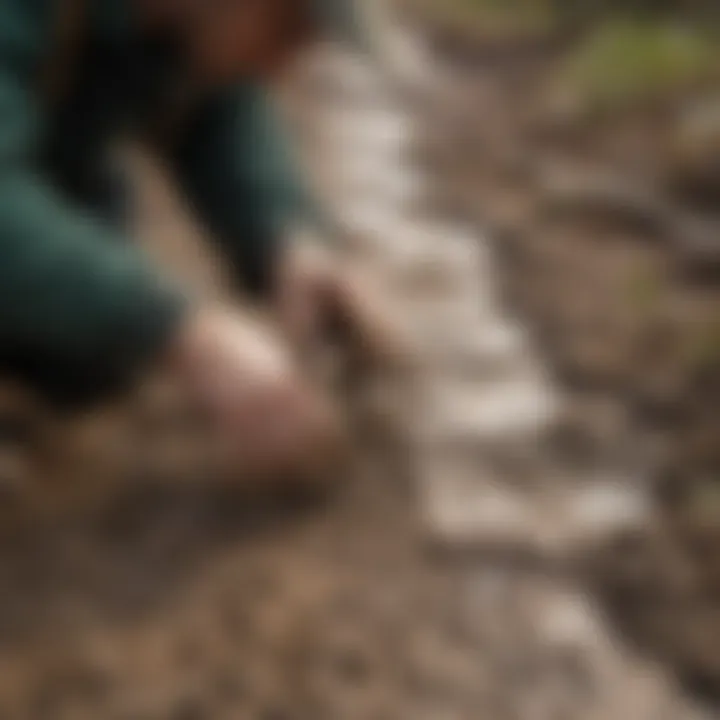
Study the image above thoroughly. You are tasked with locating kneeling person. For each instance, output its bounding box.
[0,0,352,486]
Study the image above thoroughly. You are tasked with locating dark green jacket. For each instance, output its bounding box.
[0,0,308,405]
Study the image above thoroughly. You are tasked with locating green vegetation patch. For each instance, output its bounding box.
[685,316,720,373]
[558,20,720,113]
[624,264,668,316]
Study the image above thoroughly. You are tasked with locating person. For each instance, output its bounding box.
[0,0,384,486]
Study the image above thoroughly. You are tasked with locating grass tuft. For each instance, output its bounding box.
[558,20,720,113]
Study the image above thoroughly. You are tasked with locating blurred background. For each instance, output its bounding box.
[0,0,718,718]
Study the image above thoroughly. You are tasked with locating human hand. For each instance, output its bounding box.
[275,241,410,372]
[168,306,347,489]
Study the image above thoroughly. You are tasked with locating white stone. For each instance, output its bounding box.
[329,160,428,208]
[334,197,415,239]
[322,105,414,153]
[537,589,606,649]
[408,320,529,364]
[369,10,437,88]
[421,470,537,547]
[332,150,419,186]
[565,479,651,540]
[418,377,558,443]
[400,310,500,352]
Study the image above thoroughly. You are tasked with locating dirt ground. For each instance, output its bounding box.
[0,123,451,720]
[0,44,488,719]
[403,4,720,697]
[0,449,462,719]
[0,8,718,719]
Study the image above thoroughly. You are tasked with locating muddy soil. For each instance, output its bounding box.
[407,9,720,696]
[0,152,465,719]
[0,67,510,720]
[0,13,717,719]
[0,451,469,720]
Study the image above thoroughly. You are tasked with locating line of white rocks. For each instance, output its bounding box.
[291,37,652,559]
[285,19,715,719]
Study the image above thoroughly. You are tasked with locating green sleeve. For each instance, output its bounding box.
[171,84,316,295]
[0,0,186,404]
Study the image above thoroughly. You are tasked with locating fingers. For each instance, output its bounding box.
[277,240,412,371]
[324,265,414,373]
[171,307,349,490]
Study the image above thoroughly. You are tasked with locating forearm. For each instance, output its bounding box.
[0,171,188,405]
[171,83,316,297]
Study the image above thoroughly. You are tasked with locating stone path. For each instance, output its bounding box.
[285,12,717,718]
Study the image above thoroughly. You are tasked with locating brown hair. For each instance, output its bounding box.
[262,0,320,72]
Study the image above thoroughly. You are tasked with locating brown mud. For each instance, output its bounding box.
[0,10,717,718]
[405,6,720,698]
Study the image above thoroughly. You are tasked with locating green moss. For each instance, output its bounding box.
[624,265,666,316]
[559,20,720,113]
[684,317,720,373]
